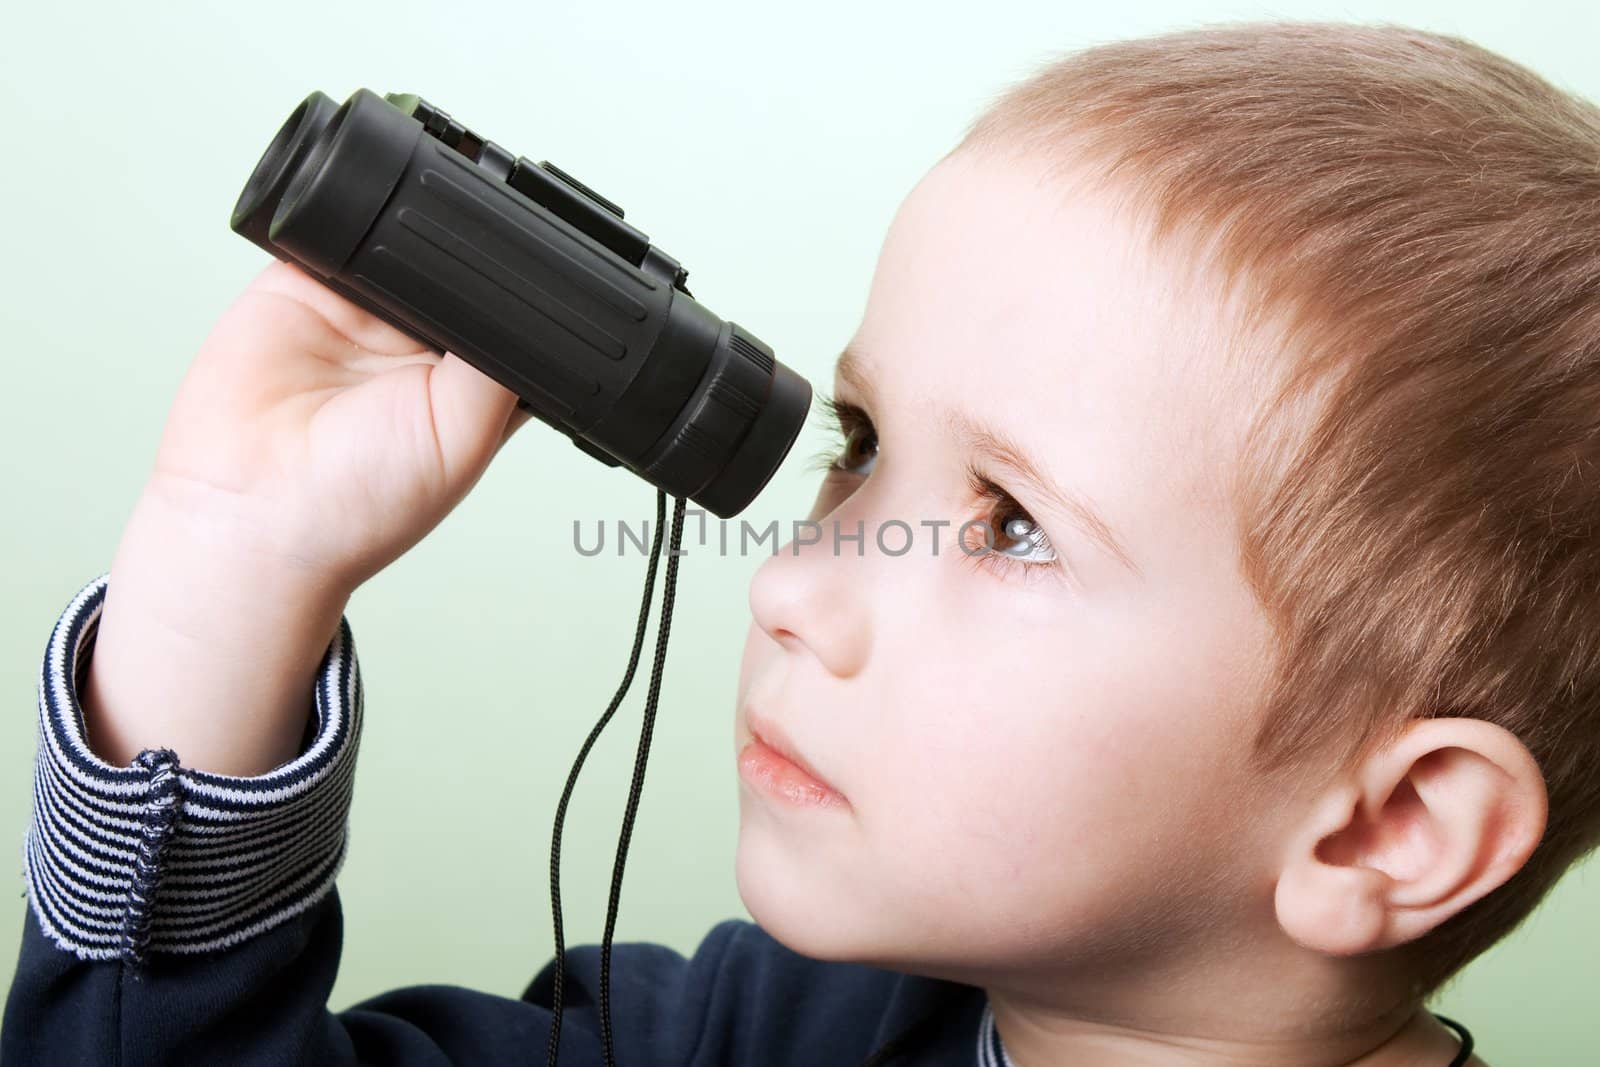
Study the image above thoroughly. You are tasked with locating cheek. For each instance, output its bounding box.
[867,592,1260,918]
[735,618,763,703]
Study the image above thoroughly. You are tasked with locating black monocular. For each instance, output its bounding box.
[231,88,811,518]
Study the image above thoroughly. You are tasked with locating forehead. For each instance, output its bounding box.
[845,147,1249,550]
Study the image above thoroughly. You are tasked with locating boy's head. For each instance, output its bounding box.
[735,17,1595,1027]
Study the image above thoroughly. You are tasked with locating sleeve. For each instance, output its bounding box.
[1,572,739,1067]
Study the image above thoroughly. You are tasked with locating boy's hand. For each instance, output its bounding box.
[145,257,536,591]
[81,259,537,776]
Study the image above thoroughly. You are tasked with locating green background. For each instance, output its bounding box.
[2,1,1595,1060]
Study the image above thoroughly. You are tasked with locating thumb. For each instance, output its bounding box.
[427,352,523,478]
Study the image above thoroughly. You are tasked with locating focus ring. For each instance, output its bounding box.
[639,323,775,495]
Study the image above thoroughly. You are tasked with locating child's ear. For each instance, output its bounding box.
[1273,716,1547,957]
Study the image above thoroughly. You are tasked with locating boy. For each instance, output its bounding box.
[6,19,1595,1066]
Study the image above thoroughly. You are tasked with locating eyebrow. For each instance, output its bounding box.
[835,345,1143,579]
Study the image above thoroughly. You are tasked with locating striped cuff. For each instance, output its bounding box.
[20,571,363,963]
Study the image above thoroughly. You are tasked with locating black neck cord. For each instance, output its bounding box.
[1434,1012,1474,1066]
[545,489,686,1067]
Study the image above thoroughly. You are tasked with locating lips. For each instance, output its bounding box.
[743,708,841,795]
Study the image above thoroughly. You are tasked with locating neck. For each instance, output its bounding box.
[982,952,1477,1066]
[988,999,1477,1066]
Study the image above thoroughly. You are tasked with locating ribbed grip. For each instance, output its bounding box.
[728,328,773,376]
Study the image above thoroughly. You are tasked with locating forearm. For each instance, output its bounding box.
[81,488,354,777]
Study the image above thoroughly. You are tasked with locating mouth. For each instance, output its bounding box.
[739,709,849,809]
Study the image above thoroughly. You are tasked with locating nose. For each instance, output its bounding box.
[746,495,879,679]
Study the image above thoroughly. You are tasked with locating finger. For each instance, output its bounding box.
[428,351,525,477]
[248,259,431,357]
[494,400,540,456]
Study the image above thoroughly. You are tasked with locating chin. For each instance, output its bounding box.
[735,820,853,961]
[734,821,915,969]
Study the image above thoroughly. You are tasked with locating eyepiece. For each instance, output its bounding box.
[696,348,812,518]
[633,321,811,517]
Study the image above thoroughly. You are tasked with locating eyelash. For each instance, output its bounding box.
[806,391,1062,585]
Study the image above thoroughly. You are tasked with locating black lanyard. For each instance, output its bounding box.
[1434,1012,1475,1066]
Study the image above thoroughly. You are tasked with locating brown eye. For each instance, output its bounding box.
[830,419,878,476]
[961,500,1053,560]
[806,394,879,479]
[960,469,1062,585]
[988,505,1055,562]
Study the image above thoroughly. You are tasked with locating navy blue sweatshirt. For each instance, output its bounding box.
[2,572,1017,1067]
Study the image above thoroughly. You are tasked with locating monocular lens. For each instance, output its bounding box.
[230,91,339,250]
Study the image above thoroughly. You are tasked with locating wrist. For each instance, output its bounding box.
[138,468,357,593]
[81,489,356,776]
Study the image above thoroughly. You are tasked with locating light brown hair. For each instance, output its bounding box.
[958,20,1600,998]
